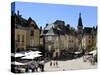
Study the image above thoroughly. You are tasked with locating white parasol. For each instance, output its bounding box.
[74,51,81,54]
[11,53,25,57]
[25,51,41,56]
[11,61,26,65]
[21,54,42,59]
[89,50,97,56]
[35,51,42,53]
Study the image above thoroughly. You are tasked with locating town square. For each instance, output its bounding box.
[11,2,97,73]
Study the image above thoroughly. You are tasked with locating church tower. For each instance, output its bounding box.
[77,13,83,51]
[77,13,83,33]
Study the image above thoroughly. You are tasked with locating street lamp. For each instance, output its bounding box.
[48,45,51,60]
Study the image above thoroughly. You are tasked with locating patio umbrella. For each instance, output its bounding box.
[25,51,42,56]
[11,61,26,65]
[11,53,25,57]
[35,51,41,53]
[74,51,82,54]
[89,50,97,56]
[21,54,42,60]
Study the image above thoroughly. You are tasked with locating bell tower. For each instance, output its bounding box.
[77,13,83,33]
[77,13,83,52]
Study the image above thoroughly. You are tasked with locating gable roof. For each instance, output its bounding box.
[12,13,39,29]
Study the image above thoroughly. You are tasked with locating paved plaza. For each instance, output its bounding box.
[44,57,97,72]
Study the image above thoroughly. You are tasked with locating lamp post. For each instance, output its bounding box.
[48,45,51,60]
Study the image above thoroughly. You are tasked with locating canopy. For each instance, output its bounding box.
[21,54,42,59]
[35,51,42,53]
[11,53,25,57]
[89,50,97,56]
[74,51,82,54]
[25,51,41,56]
[11,61,26,65]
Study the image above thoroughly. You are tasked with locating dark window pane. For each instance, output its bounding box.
[30,31,34,36]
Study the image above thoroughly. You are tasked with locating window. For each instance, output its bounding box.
[56,37,58,41]
[22,35,24,42]
[30,40,34,47]
[30,30,34,36]
[17,35,20,42]
[88,40,91,43]
[17,48,20,52]
[48,45,51,51]
[69,40,71,42]
[89,36,91,39]
[48,36,52,41]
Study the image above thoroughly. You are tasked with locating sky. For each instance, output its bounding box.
[11,2,97,29]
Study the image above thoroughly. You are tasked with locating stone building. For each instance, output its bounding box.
[12,11,40,52]
[65,28,78,52]
[76,13,97,52]
[41,24,59,58]
[41,20,79,58]
[15,28,27,52]
[82,27,97,51]
[25,17,40,50]
[40,13,97,58]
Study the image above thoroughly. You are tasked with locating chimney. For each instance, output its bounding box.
[17,10,19,16]
[46,24,48,27]
[40,26,42,33]
[40,26,42,30]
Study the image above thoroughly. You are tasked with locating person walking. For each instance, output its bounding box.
[53,60,55,67]
[41,64,44,72]
[56,61,58,67]
[25,66,28,73]
[50,61,52,67]
[35,63,38,72]
[39,60,45,72]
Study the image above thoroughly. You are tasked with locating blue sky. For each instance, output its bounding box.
[11,2,97,29]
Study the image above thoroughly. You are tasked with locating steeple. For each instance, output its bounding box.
[78,13,83,27]
[77,13,83,33]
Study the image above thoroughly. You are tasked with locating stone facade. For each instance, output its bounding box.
[41,13,97,58]
[13,11,40,52]
[15,28,27,52]
[82,27,97,51]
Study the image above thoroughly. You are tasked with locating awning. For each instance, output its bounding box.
[89,50,97,56]
[11,61,26,65]
[11,53,25,57]
[21,54,42,59]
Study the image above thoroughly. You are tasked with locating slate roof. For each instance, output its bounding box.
[83,27,97,36]
[44,23,55,30]
[12,13,39,29]
[45,28,55,36]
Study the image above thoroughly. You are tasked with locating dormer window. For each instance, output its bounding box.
[30,30,34,36]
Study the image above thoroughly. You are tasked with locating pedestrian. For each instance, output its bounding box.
[32,68,35,72]
[56,61,58,67]
[50,61,52,67]
[35,63,38,72]
[25,65,29,73]
[53,61,55,67]
[39,60,45,72]
[63,69,65,71]
[41,64,44,72]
